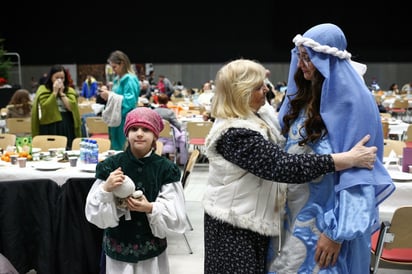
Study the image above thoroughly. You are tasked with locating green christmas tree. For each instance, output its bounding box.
[0,38,12,81]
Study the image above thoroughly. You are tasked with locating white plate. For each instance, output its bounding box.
[34,163,63,171]
[388,170,412,181]
[32,147,41,153]
[79,164,97,173]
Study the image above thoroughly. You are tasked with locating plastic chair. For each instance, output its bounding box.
[158,119,177,163]
[381,120,389,139]
[0,133,16,150]
[370,206,412,274]
[380,113,392,119]
[5,117,31,136]
[185,121,213,152]
[383,139,406,158]
[85,116,109,138]
[155,141,163,156]
[403,124,412,142]
[387,99,408,119]
[71,137,111,153]
[179,149,200,254]
[32,135,67,152]
[78,104,94,116]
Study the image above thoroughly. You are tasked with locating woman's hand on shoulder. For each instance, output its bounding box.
[348,134,377,169]
[332,134,377,171]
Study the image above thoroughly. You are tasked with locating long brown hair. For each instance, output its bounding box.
[281,68,327,146]
[7,89,32,116]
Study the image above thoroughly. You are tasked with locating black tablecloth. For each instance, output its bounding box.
[55,177,103,274]
[0,177,103,274]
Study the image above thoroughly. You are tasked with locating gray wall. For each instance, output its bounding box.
[10,62,412,94]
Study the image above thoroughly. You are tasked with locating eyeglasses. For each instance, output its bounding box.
[297,53,311,67]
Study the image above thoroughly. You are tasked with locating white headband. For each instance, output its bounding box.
[293,34,366,76]
[293,34,352,60]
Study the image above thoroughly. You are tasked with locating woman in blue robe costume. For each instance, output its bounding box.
[267,23,395,274]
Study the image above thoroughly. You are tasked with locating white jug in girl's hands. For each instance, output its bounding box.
[113,175,135,198]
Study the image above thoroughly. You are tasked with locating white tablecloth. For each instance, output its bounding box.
[379,166,412,222]
[379,181,412,222]
[0,159,96,186]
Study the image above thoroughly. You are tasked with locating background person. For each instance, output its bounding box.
[99,50,140,150]
[267,23,395,273]
[80,75,99,100]
[156,75,174,99]
[388,82,400,95]
[31,64,81,150]
[154,93,188,165]
[6,89,32,118]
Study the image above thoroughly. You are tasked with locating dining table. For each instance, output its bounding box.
[0,154,97,185]
[379,164,412,222]
[381,96,412,109]
[0,151,106,274]
[387,118,410,140]
[2,151,409,273]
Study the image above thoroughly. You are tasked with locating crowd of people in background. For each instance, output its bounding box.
[0,19,407,274]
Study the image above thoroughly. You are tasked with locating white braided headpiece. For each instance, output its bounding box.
[293,34,352,60]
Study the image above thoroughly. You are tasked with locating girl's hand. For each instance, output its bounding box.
[103,167,125,192]
[126,194,153,213]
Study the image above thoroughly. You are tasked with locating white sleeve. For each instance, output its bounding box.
[147,182,191,238]
[84,178,127,229]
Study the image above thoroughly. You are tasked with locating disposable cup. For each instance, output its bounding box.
[69,157,78,167]
[17,157,27,168]
[10,155,18,165]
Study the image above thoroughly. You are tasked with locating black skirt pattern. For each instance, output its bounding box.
[204,213,269,274]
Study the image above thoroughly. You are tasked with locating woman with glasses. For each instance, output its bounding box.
[266,23,395,274]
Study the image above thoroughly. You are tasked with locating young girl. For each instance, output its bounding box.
[85,107,189,274]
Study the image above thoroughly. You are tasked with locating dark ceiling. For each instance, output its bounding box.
[1,3,410,65]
